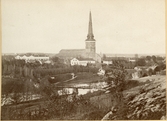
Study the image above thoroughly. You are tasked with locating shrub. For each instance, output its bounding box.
[124,80,139,90]
[160,70,166,75]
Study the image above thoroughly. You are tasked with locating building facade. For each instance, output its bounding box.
[70,58,95,66]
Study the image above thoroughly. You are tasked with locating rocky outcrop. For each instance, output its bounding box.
[102,75,166,120]
[127,78,166,120]
[132,71,142,79]
[101,106,118,120]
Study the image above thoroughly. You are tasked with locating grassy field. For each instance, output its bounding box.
[48,73,72,83]
[57,72,101,86]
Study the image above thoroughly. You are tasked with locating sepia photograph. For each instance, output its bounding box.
[1,0,166,120]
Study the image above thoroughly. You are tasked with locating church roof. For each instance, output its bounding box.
[59,49,85,53]
[103,57,113,61]
[57,49,85,57]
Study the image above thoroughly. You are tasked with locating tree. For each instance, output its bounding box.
[158,63,166,70]
[156,56,163,61]
[147,68,153,76]
[51,56,59,62]
[146,56,151,61]
[152,55,157,63]
[135,58,146,66]
[106,61,127,100]
[104,61,128,119]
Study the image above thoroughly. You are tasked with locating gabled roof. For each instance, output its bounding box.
[103,58,113,61]
[59,49,85,54]
[77,58,95,61]
[72,57,95,61]
[102,57,113,61]
[58,49,85,58]
[59,49,85,53]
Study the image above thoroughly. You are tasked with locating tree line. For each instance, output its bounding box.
[2,57,98,78]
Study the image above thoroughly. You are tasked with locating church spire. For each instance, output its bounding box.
[85,11,96,57]
[87,11,95,40]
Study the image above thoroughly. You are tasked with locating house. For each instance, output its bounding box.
[70,58,95,66]
[102,58,113,65]
[103,60,113,65]
[128,58,136,62]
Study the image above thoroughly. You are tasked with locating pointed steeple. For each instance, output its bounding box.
[86,11,95,41]
[85,11,96,58]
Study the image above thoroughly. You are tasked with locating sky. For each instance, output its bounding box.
[2,0,166,54]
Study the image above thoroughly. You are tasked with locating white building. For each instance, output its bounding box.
[15,55,49,61]
[102,57,113,65]
[70,58,95,66]
[129,58,136,62]
[102,60,113,65]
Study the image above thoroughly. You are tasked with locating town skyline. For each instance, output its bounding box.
[2,0,165,54]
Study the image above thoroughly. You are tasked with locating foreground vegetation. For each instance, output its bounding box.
[3,75,165,120]
[1,55,166,120]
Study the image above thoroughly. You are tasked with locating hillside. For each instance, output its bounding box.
[101,75,166,120]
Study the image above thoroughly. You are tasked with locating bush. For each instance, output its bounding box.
[83,110,107,120]
[160,70,166,75]
[147,68,153,76]
[124,80,139,90]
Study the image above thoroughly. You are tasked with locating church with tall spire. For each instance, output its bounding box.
[85,11,96,58]
[57,11,101,62]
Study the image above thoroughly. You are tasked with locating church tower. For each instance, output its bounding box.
[85,11,96,58]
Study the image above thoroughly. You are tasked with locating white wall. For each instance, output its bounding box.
[15,55,49,61]
[103,61,113,65]
[71,58,95,66]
